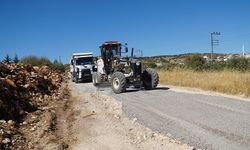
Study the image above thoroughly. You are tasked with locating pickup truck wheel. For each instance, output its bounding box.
[111,72,126,94]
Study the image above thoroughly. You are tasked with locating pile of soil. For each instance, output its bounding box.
[0,63,68,149]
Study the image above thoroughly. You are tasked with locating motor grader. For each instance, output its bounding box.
[92,41,159,94]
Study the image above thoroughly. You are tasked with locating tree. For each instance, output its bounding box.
[13,54,19,63]
[3,54,12,64]
[53,59,59,64]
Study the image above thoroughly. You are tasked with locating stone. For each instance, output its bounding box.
[22,121,28,125]
[114,114,120,119]
[7,120,14,125]
[23,84,30,88]
[30,126,37,131]
[2,138,11,144]
[5,79,16,88]
[6,130,11,134]
[0,120,6,124]
[58,142,69,150]
[132,117,137,123]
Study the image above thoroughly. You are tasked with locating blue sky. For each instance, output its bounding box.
[0,0,250,63]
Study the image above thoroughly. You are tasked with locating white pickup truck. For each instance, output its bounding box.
[70,52,94,83]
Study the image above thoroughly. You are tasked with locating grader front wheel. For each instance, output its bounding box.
[111,72,127,94]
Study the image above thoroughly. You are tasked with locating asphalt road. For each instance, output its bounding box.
[72,82,250,150]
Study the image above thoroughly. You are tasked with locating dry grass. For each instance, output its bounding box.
[158,69,250,97]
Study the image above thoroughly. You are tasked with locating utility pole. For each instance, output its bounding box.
[210,32,220,61]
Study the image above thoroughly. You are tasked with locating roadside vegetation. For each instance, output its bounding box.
[158,69,250,97]
[1,54,67,72]
[144,54,250,97]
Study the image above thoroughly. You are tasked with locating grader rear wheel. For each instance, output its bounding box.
[142,68,159,90]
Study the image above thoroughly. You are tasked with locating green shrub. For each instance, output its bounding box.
[20,56,66,72]
[63,64,70,72]
[20,56,48,66]
[227,57,249,72]
[39,57,51,66]
[157,63,177,71]
[185,55,205,71]
[203,62,226,71]
[147,62,157,68]
[51,59,65,72]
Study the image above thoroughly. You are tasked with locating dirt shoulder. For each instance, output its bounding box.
[62,84,192,150]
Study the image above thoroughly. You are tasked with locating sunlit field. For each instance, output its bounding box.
[159,69,250,97]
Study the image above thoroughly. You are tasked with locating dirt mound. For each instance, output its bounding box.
[0,63,63,120]
[0,63,66,149]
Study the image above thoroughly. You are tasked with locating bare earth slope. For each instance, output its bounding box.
[72,82,250,150]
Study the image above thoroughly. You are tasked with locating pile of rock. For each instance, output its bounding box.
[0,63,64,149]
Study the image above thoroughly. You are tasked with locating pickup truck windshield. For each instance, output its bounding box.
[76,57,93,65]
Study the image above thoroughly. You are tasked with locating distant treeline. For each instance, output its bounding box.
[144,54,250,72]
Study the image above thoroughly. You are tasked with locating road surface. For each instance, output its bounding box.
[72,82,250,150]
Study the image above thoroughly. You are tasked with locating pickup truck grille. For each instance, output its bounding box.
[81,69,91,76]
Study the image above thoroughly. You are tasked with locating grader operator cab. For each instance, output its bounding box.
[92,41,159,94]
